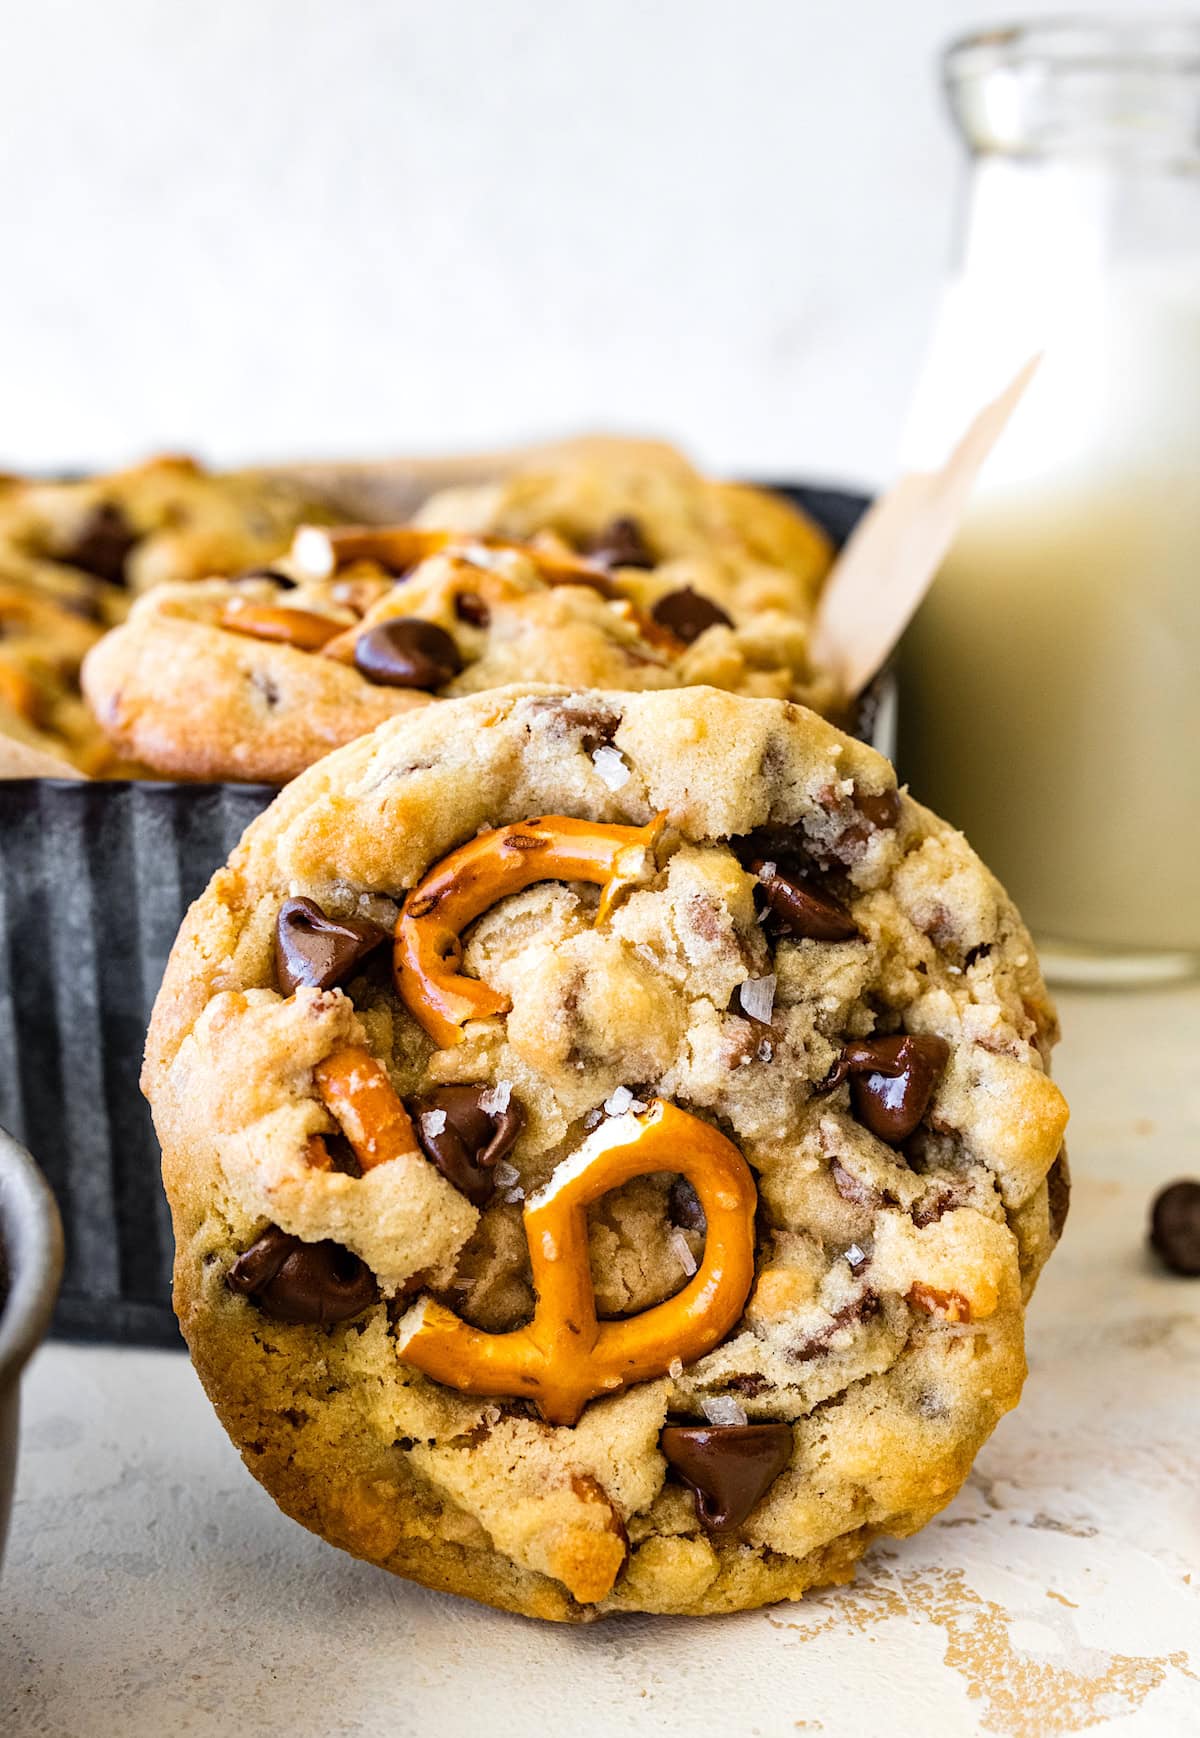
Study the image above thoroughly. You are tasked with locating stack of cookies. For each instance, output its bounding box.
[4,442,1071,1622]
[0,454,331,774]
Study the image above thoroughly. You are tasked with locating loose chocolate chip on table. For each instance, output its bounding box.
[821,1034,950,1145]
[1149,1179,1200,1276]
[750,857,859,943]
[275,896,389,995]
[227,1224,378,1324]
[660,1422,793,1532]
[61,500,139,585]
[650,586,734,645]
[583,515,655,570]
[411,1085,525,1207]
[354,618,463,689]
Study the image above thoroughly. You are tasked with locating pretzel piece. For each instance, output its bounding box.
[394,1099,757,1426]
[291,523,622,596]
[394,814,666,1047]
[219,602,344,652]
[312,1045,421,1171]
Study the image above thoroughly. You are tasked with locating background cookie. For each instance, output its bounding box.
[414,452,835,620]
[0,454,330,597]
[83,531,834,784]
[147,686,1068,1622]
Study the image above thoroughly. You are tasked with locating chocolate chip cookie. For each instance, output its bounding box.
[147,687,1068,1621]
[414,453,835,621]
[83,528,833,784]
[0,575,142,775]
[0,454,330,597]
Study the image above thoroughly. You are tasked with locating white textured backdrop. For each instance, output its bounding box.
[0,0,1141,485]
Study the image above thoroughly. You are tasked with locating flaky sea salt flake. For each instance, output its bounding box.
[669,1229,698,1277]
[738,974,777,1024]
[592,745,631,790]
[701,1395,748,1427]
[420,1109,447,1139]
[479,1079,512,1116]
[605,1085,635,1116]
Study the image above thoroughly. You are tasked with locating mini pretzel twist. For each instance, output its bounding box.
[394,814,666,1048]
[394,1100,757,1426]
[310,1044,421,1170]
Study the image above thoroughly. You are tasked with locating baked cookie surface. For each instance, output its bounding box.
[84,526,833,784]
[415,457,835,620]
[0,454,331,774]
[147,687,1068,1621]
[0,573,143,774]
[0,454,328,597]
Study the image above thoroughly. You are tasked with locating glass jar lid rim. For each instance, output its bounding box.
[946,16,1200,81]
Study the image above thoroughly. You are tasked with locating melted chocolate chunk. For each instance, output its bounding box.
[275,897,389,996]
[353,618,462,689]
[650,586,733,645]
[853,788,901,831]
[813,783,903,866]
[227,1225,378,1324]
[61,501,138,585]
[1149,1179,1200,1276]
[583,515,655,570]
[750,857,859,943]
[411,1085,524,1207]
[821,1034,950,1145]
[660,1422,793,1532]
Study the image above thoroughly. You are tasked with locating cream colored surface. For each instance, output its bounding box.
[5,983,1197,1734]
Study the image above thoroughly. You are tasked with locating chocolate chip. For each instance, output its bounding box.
[227,1225,378,1324]
[1149,1179,1200,1276]
[353,619,462,689]
[750,857,859,943]
[788,1292,879,1362]
[411,1085,524,1207]
[650,587,734,645]
[454,591,490,627]
[1046,1151,1071,1243]
[830,1159,881,1208]
[813,783,903,866]
[275,896,389,996]
[660,1422,792,1532]
[61,501,138,585]
[583,515,655,570]
[821,1034,950,1145]
[853,788,901,831]
[668,1176,707,1234]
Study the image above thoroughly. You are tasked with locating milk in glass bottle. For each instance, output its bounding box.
[900,20,1200,982]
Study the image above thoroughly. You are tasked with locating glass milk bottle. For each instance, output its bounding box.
[900,20,1200,983]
